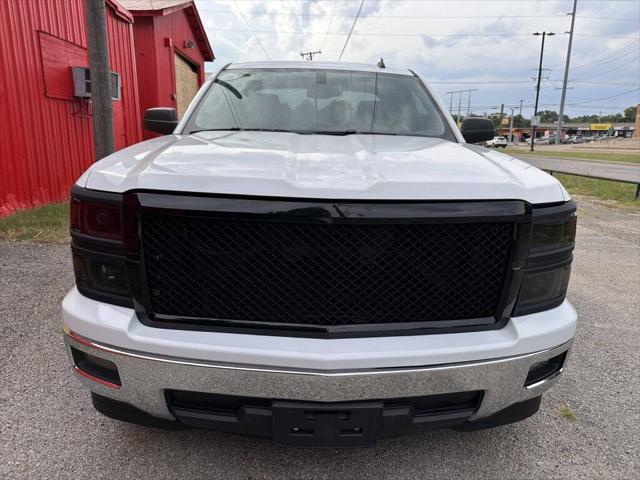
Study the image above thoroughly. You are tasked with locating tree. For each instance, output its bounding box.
[538,110,559,123]
[513,114,530,128]
[624,105,637,123]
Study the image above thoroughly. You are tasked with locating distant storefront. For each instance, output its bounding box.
[498,122,635,141]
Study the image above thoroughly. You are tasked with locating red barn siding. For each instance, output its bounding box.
[0,0,92,216]
[0,0,142,217]
[131,16,159,133]
[132,8,207,139]
[106,4,142,149]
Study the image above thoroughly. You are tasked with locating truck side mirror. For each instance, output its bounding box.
[460,117,495,144]
[143,108,178,135]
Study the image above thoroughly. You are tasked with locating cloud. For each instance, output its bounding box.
[195,0,640,117]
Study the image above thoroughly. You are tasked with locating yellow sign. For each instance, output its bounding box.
[590,123,612,131]
[501,118,509,125]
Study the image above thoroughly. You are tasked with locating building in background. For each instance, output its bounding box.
[497,122,635,142]
[120,0,214,138]
[0,0,213,217]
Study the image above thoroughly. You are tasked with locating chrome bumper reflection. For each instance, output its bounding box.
[63,325,571,422]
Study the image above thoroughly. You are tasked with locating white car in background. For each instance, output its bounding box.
[485,136,508,148]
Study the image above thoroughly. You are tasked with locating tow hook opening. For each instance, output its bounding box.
[524,351,567,388]
[71,346,121,388]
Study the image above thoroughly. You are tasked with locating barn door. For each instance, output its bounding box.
[174,53,199,117]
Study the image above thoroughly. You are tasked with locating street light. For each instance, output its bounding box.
[530,31,555,152]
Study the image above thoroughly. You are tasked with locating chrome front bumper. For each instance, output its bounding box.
[63,325,571,422]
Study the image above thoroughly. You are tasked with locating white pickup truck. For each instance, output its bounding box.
[63,61,576,448]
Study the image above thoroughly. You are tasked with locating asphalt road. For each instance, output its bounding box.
[1,197,639,480]
[514,155,640,183]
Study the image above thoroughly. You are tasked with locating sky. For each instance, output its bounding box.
[194,0,640,119]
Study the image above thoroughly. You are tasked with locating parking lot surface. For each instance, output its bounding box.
[1,197,638,480]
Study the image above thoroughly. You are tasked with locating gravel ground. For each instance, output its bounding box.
[1,196,638,480]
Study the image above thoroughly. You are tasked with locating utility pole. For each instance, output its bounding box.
[507,106,515,145]
[300,50,321,60]
[446,89,478,126]
[531,31,555,152]
[498,103,504,138]
[466,89,478,116]
[556,0,577,144]
[516,99,524,141]
[518,99,524,124]
[85,0,114,161]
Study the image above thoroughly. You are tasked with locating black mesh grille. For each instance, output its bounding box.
[140,212,513,329]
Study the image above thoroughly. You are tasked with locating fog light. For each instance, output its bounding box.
[88,260,128,295]
[514,265,571,315]
[73,252,128,297]
[524,351,567,388]
[71,346,121,388]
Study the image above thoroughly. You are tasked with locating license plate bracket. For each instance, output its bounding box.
[272,400,383,448]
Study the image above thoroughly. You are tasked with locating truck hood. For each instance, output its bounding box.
[80,131,569,204]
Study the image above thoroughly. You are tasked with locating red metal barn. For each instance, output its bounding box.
[0,0,142,217]
[120,0,214,139]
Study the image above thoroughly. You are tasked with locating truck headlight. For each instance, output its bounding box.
[70,186,132,307]
[514,201,576,316]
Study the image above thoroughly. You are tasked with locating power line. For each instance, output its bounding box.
[208,29,550,37]
[567,88,640,105]
[431,78,639,86]
[575,33,640,39]
[226,0,640,3]
[575,15,640,22]
[320,2,336,52]
[535,103,635,110]
[198,9,570,20]
[232,0,271,60]
[445,89,478,123]
[565,42,639,71]
[431,80,534,84]
[569,80,640,86]
[338,0,366,61]
[456,104,632,111]
[574,61,640,82]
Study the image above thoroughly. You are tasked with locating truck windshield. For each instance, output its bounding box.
[184,68,454,139]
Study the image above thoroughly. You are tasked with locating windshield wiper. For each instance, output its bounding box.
[189,128,402,136]
[189,127,297,135]
[212,79,242,99]
[300,130,399,136]
[188,127,242,134]
[298,130,360,135]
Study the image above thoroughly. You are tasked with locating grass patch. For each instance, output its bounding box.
[557,404,578,422]
[503,148,639,164]
[554,173,639,210]
[0,203,69,243]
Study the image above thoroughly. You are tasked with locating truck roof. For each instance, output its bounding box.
[226,61,413,76]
